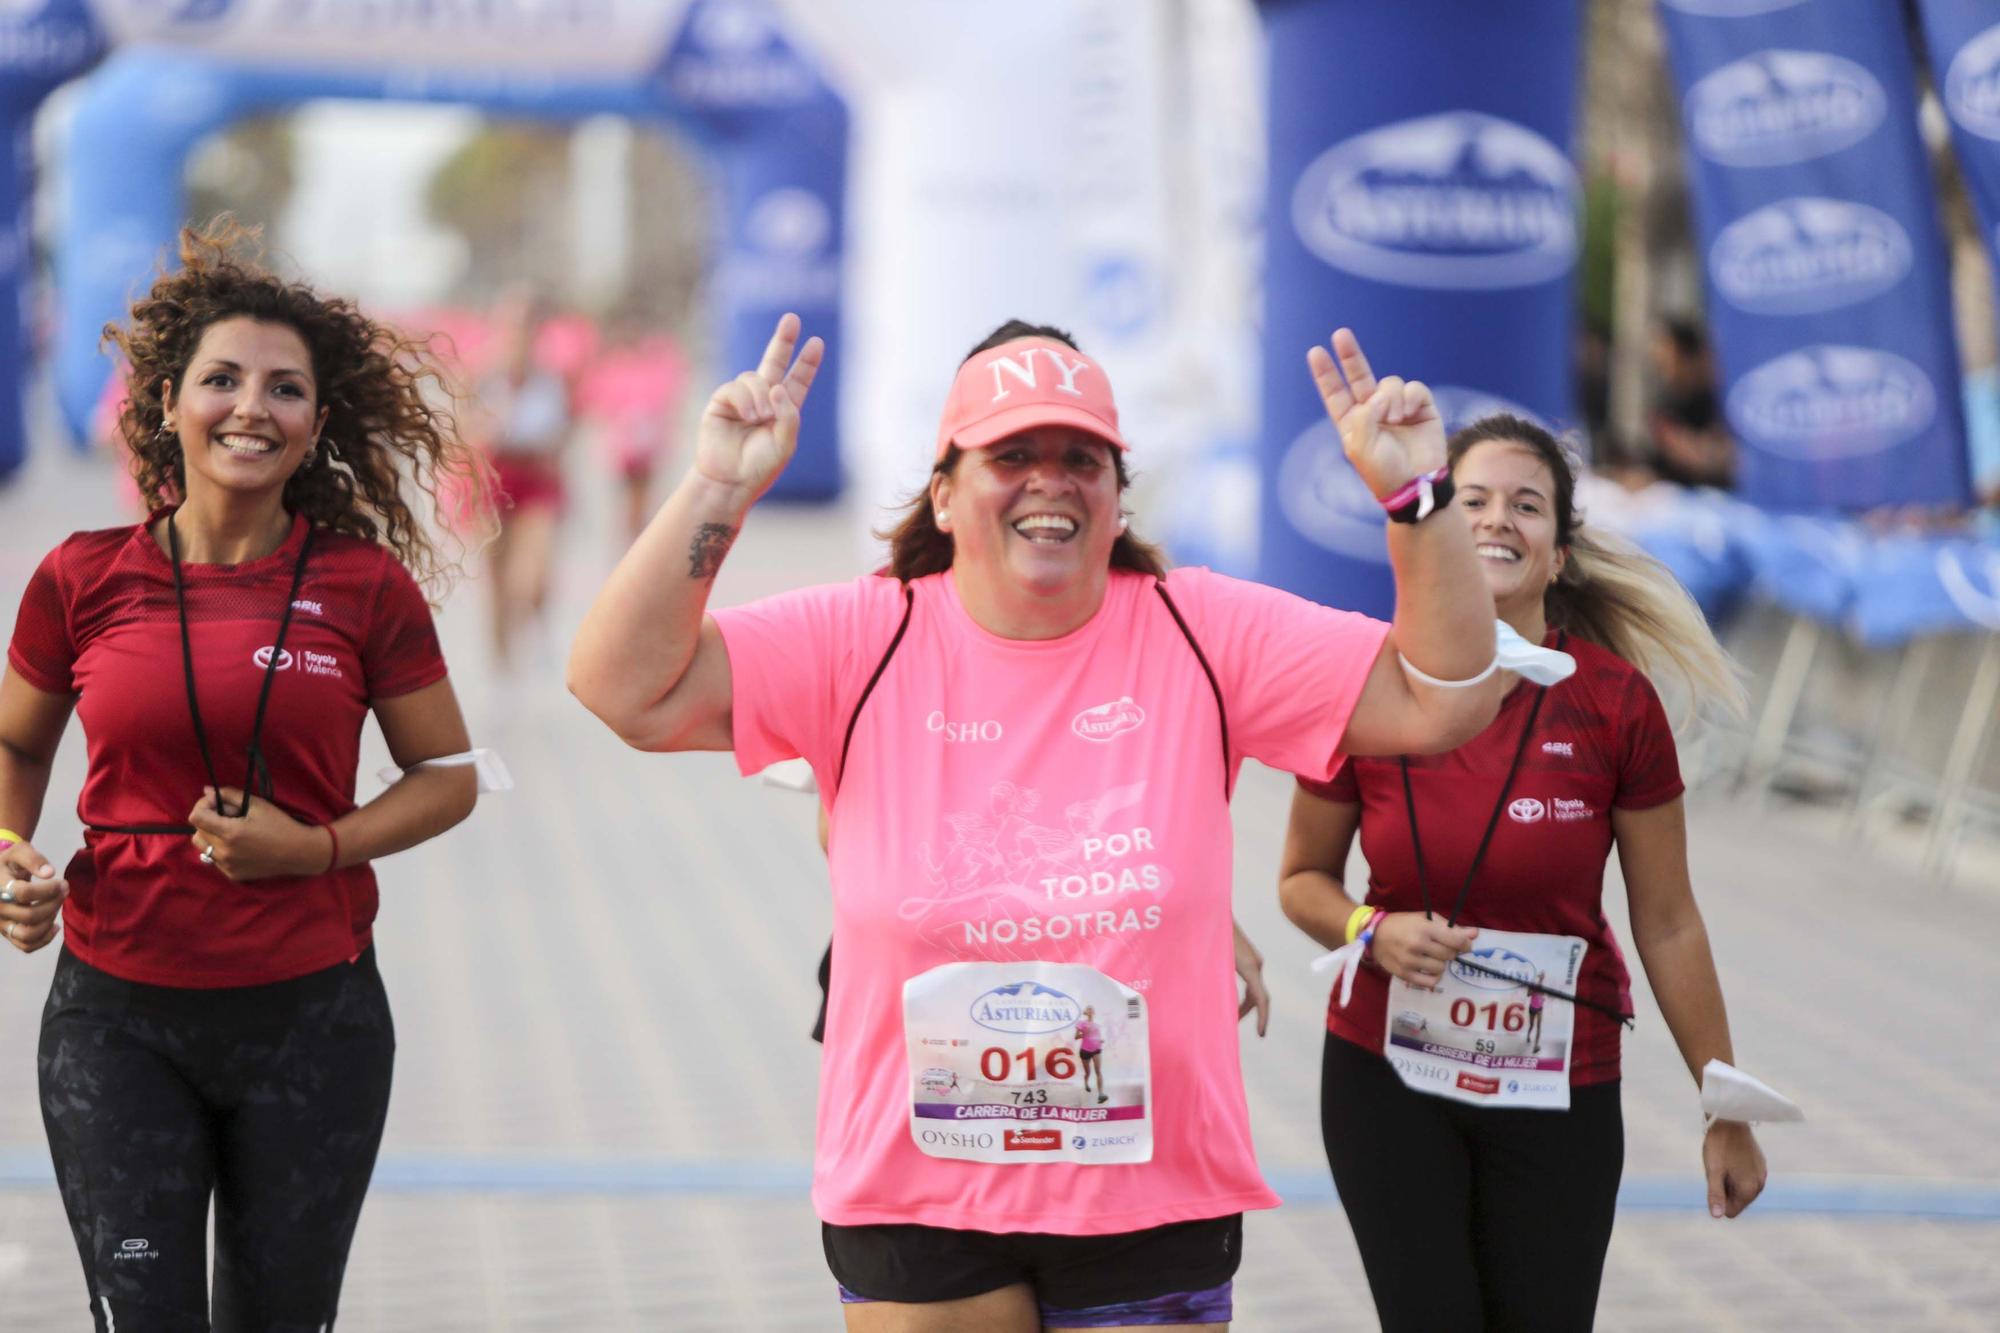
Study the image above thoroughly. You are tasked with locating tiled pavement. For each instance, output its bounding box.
[1,445,1996,1330]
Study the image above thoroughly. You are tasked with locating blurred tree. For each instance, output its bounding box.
[185,115,295,239]
[426,122,573,302]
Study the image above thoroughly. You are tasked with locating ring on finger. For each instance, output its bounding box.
[6,921,16,942]
[199,845,216,866]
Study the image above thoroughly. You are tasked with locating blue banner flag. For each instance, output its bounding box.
[1920,2,2000,331]
[1658,0,1970,512]
[1256,0,1582,618]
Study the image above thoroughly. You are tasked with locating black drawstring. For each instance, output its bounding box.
[88,514,314,837]
[1396,632,1635,1029]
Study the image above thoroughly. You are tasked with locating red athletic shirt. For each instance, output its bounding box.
[7,509,447,987]
[1298,633,1683,1085]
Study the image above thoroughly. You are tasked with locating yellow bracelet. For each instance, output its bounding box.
[1343,904,1376,944]
[0,828,26,848]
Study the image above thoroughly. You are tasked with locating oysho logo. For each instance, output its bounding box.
[1071,697,1145,743]
[1710,198,1911,315]
[1277,420,1389,564]
[1727,345,1936,460]
[969,981,1081,1035]
[918,1128,993,1151]
[1507,796,1546,824]
[1292,111,1578,290]
[1685,51,1885,167]
[1944,23,2000,141]
[252,646,295,671]
[927,712,1002,744]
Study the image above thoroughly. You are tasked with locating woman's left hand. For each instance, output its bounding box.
[1234,935,1271,1038]
[1702,1120,1767,1218]
[188,787,332,881]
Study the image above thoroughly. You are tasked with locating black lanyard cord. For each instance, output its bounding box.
[1399,677,1549,928]
[167,512,315,819]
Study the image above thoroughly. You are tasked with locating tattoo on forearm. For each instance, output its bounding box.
[687,523,738,578]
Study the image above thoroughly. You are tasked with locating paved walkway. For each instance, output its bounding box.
[1,444,1995,1329]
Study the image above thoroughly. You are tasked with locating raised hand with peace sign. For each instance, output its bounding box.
[1306,327,1446,501]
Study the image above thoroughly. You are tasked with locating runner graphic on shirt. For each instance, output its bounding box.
[904,779,1170,964]
[1076,1006,1109,1104]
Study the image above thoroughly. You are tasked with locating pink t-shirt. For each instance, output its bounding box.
[713,566,1388,1235]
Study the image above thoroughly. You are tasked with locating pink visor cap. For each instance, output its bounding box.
[934,337,1129,462]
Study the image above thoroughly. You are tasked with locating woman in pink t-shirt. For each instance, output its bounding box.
[1279,416,1767,1331]
[571,312,1514,1331]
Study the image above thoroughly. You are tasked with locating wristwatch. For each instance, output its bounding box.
[1380,466,1455,524]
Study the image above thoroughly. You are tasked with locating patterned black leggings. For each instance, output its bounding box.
[39,947,395,1332]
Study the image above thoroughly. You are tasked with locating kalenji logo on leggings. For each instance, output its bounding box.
[1004,1128,1062,1152]
[114,1238,158,1261]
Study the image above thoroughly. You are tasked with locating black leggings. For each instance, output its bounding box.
[1320,1033,1623,1333]
[39,947,396,1332]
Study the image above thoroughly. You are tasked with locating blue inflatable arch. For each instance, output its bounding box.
[16,0,848,498]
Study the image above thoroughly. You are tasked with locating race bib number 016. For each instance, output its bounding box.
[1384,928,1587,1110]
[903,961,1152,1165]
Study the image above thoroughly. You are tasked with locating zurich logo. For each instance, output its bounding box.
[1943,22,2000,142]
[1431,385,1547,437]
[1291,111,1578,290]
[1277,419,1388,564]
[1450,945,1537,992]
[1686,50,1884,168]
[1657,0,1804,14]
[969,982,1082,1036]
[746,189,829,258]
[1710,198,1910,315]
[1072,1135,1087,1150]
[1507,797,1546,824]
[1726,345,1936,460]
[251,646,295,671]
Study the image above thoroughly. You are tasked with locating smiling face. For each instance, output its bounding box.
[161,316,327,508]
[931,428,1122,602]
[1453,439,1567,621]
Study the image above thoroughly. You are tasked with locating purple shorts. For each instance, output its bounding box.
[839,1279,1233,1326]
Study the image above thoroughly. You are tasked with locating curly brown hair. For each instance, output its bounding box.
[878,320,1168,581]
[104,216,494,600]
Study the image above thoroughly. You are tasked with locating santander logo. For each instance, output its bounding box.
[1072,697,1146,743]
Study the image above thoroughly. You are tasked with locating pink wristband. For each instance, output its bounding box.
[1358,909,1386,954]
[1376,465,1449,513]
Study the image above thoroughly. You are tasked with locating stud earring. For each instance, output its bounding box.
[1118,516,1129,532]
[936,509,950,531]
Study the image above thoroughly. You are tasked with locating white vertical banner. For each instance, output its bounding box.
[773,0,1252,554]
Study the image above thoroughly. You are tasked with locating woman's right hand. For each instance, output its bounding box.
[0,837,67,955]
[691,313,825,505]
[1370,912,1478,990]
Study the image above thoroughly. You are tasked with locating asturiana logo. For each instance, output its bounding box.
[1071,697,1145,743]
[1944,22,2000,142]
[1449,945,1537,992]
[1685,50,1885,168]
[1431,386,1547,437]
[1658,0,1805,14]
[1710,197,1910,315]
[1727,345,1936,460]
[1291,111,1578,290]
[969,982,1082,1036]
[1278,419,1389,564]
